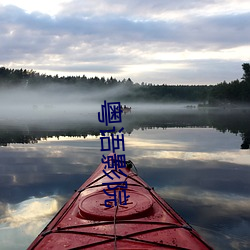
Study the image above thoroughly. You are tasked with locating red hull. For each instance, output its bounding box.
[28,154,213,249]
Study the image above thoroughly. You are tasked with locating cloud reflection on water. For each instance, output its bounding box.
[152,150,250,166]
[0,196,62,250]
[0,196,59,228]
[161,186,250,250]
[0,126,250,249]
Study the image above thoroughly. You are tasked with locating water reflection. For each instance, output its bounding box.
[0,196,62,250]
[0,196,59,228]
[0,108,250,249]
[0,107,250,149]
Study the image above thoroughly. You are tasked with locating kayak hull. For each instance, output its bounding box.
[28,154,213,249]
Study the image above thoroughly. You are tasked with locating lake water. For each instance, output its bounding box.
[0,104,250,249]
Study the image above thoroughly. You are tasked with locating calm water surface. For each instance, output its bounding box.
[0,105,250,249]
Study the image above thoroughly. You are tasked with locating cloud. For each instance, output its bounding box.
[58,0,246,19]
[0,1,250,84]
[0,196,62,249]
[0,196,59,228]
[4,5,247,49]
[157,186,250,216]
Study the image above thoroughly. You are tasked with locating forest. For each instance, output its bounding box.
[0,63,249,104]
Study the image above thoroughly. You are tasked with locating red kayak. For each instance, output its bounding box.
[28,153,213,249]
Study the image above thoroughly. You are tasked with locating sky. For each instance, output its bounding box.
[0,0,250,85]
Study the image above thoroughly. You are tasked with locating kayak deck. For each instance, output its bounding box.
[28,155,213,249]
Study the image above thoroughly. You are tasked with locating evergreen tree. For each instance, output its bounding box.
[242,63,250,83]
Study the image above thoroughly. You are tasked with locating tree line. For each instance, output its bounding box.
[208,63,250,105]
[1,108,249,148]
[0,63,249,104]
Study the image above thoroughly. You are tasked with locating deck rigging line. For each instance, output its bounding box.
[35,160,212,250]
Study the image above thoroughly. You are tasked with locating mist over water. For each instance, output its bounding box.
[0,84,197,124]
[0,85,98,122]
[1,84,250,148]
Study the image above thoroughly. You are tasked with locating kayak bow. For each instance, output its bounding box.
[28,154,213,249]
